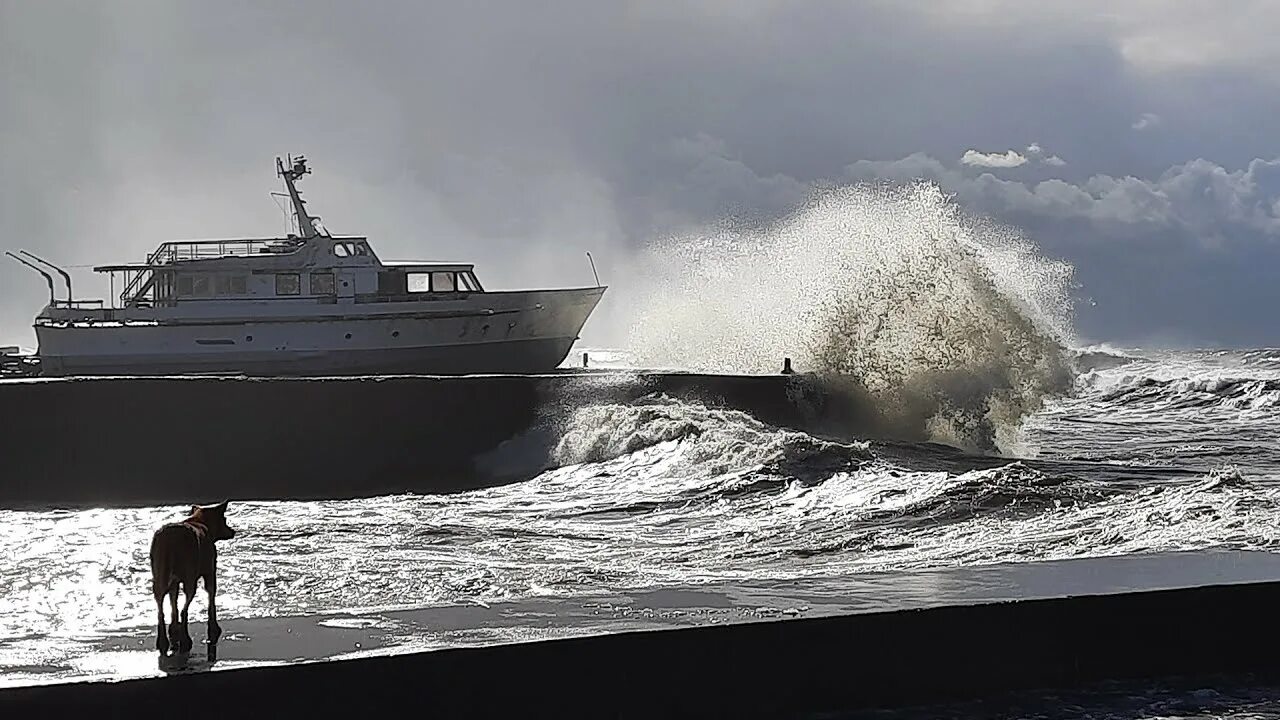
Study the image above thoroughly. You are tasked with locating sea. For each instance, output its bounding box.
[4,181,1280,716]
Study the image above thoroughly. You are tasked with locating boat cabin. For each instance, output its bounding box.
[91,236,484,310]
[85,155,485,310]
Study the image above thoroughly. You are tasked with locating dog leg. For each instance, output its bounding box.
[179,584,195,653]
[167,583,181,651]
[153,580,169,655]
[206,576,221,645]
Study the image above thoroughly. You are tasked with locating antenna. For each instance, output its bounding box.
[585,252,601,287]
[5,252,56,304]
[270,191,293,235]
[18,251,72,302]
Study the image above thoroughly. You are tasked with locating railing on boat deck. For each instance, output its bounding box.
[150,238,304,263]
[117,238,304,306]
[117,244,172,307]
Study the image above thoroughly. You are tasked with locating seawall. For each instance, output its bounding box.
[0,371,893,508]
[3,550,1279,718]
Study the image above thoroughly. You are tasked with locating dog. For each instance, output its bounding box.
[150,500,236,655]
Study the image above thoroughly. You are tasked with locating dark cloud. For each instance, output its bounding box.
[4,1,1280,348]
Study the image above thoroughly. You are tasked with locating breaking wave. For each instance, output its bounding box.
[1098,376,1280,411]
[550,394,873,482]
[1072,349,1280,415]
[530,396,1280,574]
[1071,345,1144,373]
[618,181,1078,454]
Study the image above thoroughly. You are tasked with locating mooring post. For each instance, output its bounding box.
[782,357,794,375]
[583,352,589,368]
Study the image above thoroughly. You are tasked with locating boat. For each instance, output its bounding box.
[7,155,607,377]
[0,346,38,378]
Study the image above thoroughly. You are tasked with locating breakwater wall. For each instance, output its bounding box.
[0,371,890,508]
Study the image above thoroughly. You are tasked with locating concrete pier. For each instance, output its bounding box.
[2,550,1279,717]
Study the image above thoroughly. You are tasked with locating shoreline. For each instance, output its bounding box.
[4,550,1280,716]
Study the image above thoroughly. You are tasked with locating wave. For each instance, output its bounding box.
[531,396,1280,575]
[775,462,1280,572]
[537,396,1280,558]
[547,394,874,500]
[1070,345,1144,373]
[614,181,1078,454]
[540,397,1110,529]
[1095,375,1280,412]
[853,462,1116,527]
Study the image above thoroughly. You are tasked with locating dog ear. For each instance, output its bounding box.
[190,504,200,515]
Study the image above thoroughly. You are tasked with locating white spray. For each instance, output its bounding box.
[617,181,1078,453]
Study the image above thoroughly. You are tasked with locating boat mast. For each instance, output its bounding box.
[277,155,322,238]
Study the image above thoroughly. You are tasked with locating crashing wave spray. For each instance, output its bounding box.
[620,181,1078,453]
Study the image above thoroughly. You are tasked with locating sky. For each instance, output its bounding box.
[3,0,1280,349]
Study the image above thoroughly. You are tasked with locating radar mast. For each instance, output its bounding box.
[276,155,327,238]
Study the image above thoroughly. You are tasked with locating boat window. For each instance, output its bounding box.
[215,275,248,295]
[332,241,369,258]
[176,275,194,297]
[275,273,301,296]
[192,275,211,297]
[431,271,456,292]
[457,272,478,292]
[407,272,430,293]
[310,272,335,295]
[379,270,407,295]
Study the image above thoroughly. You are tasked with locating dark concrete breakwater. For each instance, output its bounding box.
[3,550,1280,718]
[0,370,907,508]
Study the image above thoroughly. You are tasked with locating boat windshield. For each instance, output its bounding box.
[332,241,371,258]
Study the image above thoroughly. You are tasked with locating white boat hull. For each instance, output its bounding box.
[34,287,604,376]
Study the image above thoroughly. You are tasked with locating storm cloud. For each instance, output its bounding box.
[4,0,1280,347]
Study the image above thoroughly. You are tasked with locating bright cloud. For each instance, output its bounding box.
[962,149,1028,168]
